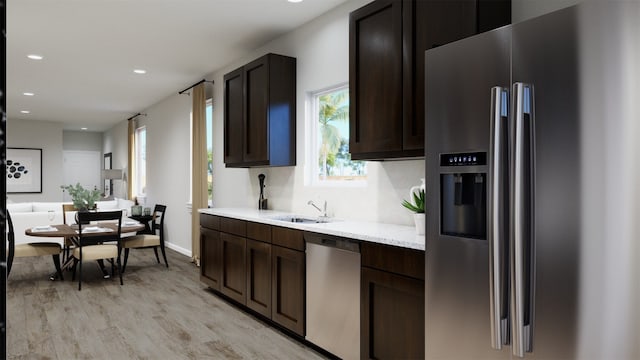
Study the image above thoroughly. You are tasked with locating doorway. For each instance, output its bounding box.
[62,151,101,201]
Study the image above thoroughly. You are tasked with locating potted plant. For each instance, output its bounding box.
[61,183,101,211]
[402,189,425,235]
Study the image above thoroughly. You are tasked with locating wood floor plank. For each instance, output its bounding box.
[7,248,329,359]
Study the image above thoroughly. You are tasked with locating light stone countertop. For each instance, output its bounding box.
[198,207,425,251]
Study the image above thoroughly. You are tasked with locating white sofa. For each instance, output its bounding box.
[7,198,135,245]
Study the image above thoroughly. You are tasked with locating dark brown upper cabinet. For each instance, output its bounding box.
[223,53,297,167]
[349,0,510,160]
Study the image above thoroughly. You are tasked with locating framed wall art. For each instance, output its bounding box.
[7,147,42,193]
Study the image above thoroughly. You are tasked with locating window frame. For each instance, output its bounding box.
[206,99,213,207]
[134,125,147,197]
[306,83,367,188]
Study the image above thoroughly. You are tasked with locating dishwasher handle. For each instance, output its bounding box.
[305,232,360,253]
[321,238,337,247]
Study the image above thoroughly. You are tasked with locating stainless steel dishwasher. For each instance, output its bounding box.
[305,232,360,360]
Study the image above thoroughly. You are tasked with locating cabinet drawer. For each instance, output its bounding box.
[220,217,246,237]
[247,221,271,243]
[361,242,424,280]
[200,214,220,230]
[271,226,304,251]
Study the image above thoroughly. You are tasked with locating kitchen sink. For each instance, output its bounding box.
[269,215,332,224]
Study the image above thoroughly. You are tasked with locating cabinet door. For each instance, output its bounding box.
[243,56,269,164]
[220,232,247,305]
[200,227,221,291]
[349,0,403,159]
[477,0,511,33]
[404,0,476,153]
[224,67,244,166]
[272,245,305,336]
[361,267,425,359]
[246,239,272,318]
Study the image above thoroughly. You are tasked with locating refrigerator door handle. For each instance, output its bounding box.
[489,87,510,350]
[511,83,535,358]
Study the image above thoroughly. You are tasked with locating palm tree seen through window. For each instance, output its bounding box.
[315,86,366,182]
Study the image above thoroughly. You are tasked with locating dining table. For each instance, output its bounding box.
[25,220,145,280]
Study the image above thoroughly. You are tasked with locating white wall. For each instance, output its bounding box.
[6,119,64,202]
[209,0,424,226]
[144,91,191,254]
[102,120,129,199]
[63,130,103,151]
[137,94,193,255]
[103,94,193,255]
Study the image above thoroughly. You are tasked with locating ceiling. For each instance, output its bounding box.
[7,0,350,132]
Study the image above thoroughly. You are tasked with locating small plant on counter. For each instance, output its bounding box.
[61,183,101,211]
[402,189,425,213]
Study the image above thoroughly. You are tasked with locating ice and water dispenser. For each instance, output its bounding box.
[440,152,487,240]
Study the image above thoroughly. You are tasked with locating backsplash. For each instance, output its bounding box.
[220,159,426,226]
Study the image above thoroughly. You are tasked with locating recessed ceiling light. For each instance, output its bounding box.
[81,127,88,131]
[288,0,303,2]
[27,54,43,60]
[23,92,35,96]
[133,69,147,74]
[21,110,31,114]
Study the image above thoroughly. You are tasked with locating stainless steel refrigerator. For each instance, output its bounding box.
[425,4,590,359]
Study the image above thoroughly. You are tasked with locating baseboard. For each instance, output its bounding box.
[166,242,191,257]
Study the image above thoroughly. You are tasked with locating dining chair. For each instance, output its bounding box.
[61,203,78,264]
[6,211,64,280]
[121,204,168,273]
[71,210,123,290]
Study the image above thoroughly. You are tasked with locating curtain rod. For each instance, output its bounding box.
[127,113,146,121]
[178,79,214,95]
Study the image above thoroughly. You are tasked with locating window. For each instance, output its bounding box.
[134,126,146,196]
[206,100,213,206]
[309,84,366,185]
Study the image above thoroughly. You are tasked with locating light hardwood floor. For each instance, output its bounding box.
[7,248,328,359]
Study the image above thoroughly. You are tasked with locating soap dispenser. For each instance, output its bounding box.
[258,174,268,210]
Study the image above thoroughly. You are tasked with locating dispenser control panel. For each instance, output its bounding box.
[440,152,486,167]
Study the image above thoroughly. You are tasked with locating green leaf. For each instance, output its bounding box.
[61,183,102,210]
[401,189,425,213]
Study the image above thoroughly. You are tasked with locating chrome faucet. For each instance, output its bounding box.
[308,200,327,218]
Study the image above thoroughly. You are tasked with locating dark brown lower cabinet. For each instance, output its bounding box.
[361,242,425,360]
[361,267,425,359]
[200,216,306,338]
[200,227,221,291]
[272,244,305,336]
[246,239,272,318]
[220,232,247,305]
